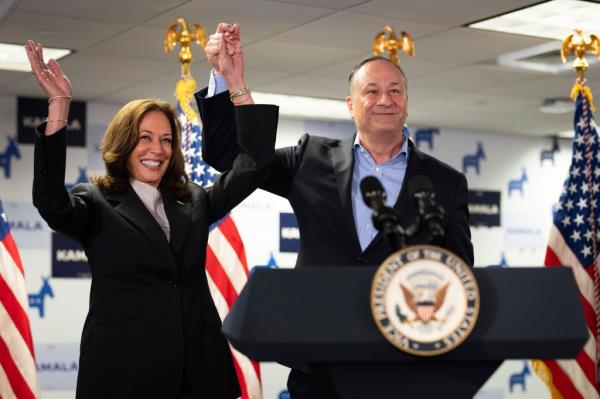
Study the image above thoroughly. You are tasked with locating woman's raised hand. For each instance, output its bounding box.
[25,40,72,135]
[25,40,72,100]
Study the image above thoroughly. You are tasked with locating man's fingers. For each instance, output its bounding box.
[216,23,237,34]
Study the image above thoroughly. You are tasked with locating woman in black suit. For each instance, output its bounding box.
[26,40,277,398]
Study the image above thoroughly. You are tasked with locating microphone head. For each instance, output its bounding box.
[407,175,434,199]
[360,175,386,209]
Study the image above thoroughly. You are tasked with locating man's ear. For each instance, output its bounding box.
[345,95,354,119]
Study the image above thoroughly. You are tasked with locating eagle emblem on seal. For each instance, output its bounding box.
[400,282,449,324]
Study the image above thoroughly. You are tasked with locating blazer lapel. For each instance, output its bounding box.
[330,135,362,255]
[105,187,177,270]
[160,186,191,256]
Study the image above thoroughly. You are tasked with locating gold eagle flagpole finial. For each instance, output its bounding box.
[164,17,207,77]
[561,29,600,112]
[372,25,415,65]
[164,17,206,128]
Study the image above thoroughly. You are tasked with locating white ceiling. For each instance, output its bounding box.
[1,0,598,137]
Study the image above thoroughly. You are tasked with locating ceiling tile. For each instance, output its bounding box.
[144,0,336,42]
[83,25,183,61]
[414,27,551,64]
[242,40,362,74]
[15,0,188,24]
[411,64,547,97]
[268,11,447,52]
[0,11,130,49]
[59,55,182,84]
[267,0,366,9]
[349,0,542,27]
[256,73,349,99]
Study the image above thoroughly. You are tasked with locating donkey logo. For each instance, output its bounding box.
[462,142,486,175]
[508,169,528,197]
[540,137,560,166]
[0,136,21,178]
[415,128,440,150]
[509,361,531,393]
[28,276,54,318]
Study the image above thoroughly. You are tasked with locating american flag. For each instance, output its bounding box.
[532,82,600,399]
[0,199,39,398]
[176,76,262,399]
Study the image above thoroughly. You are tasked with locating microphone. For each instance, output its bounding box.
[360,176,404,251]
[360,175,387,212]
[407,175,445,245]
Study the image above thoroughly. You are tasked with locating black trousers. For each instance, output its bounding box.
[288,369,340,399]
[178,370,196,399]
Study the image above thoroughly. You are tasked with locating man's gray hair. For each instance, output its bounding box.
[348,56,408,95]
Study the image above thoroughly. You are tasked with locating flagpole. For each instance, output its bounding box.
[562,28,600,387]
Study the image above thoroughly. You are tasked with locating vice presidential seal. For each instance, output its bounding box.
[371,245,479,356]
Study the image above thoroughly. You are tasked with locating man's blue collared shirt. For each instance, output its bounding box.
[351,131,410,251]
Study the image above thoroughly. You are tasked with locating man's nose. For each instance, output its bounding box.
[377,92,392,106]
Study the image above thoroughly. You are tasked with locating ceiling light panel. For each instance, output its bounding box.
[469,0,600,40]
[0,43,71,72]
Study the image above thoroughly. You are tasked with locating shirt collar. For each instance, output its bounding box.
[353,125,410,161]
[130,178,162,207]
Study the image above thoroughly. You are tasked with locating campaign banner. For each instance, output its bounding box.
[35,342,79,390]
[279,213,299,253]
[3,201,50,250]
[468,190,501,227]
[18,97,86,146]
[51,232,90,278]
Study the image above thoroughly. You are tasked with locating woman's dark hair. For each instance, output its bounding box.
[91,99,189,197]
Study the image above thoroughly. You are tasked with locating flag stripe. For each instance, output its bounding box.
[207,226,248,294]
[547,228,595,305]
[0,269,34,356]
[0,355,17,399]
[546,244,599,340]
[582,328,597,366]
[575,349,597,389]
[0,336,36,399]
[557,358,600,398]
[218,217,249,275]
[231,345,262,399]
[0,301,37,394]
[1,233,24,276]
[0,241,29,316]
[544,359,585,399]
[207,274,262,399]
[206,244,237,309]
[230,353,249,399]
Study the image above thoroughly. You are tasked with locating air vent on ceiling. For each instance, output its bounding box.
[496,41,599,74]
